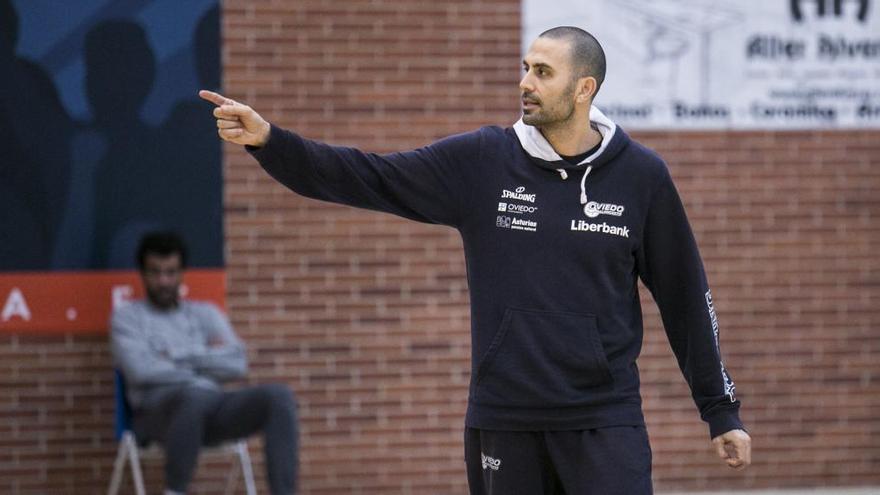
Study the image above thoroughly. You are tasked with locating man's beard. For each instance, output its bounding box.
[148,287,179,309]
[522,80,578,128]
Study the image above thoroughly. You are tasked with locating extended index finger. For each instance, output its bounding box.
[199,89,237,107]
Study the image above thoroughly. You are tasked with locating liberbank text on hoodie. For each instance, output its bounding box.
[247,107,744,438]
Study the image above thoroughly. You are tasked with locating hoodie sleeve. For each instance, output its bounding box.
[636,166,744,439]
[246,125,480,227]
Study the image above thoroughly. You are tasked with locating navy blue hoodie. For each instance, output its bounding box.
[248,107,743,438]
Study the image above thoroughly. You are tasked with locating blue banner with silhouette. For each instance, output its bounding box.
[0,0,223,271]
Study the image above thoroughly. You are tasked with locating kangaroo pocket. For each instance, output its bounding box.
[472,308,613,408]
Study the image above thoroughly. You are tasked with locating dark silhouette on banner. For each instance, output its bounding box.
[1,0,222,333]
[0,0,223,272]
[0,0,75,270]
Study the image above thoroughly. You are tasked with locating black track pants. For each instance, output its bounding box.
[465,426,653,495]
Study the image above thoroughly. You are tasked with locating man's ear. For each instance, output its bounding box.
[577,76,597,104]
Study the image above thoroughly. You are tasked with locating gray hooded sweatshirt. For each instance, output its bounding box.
[110,300,247,410]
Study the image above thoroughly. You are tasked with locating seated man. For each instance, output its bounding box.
[110,231,298,495]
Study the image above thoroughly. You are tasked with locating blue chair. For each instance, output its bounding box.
[107,370,257,495]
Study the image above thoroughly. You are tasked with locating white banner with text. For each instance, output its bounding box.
[523,0,880,129]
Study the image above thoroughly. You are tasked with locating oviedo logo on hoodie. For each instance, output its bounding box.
[584,200,624,218]
[571,197,630,238]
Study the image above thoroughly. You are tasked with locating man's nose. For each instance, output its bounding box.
[519,72,534,93]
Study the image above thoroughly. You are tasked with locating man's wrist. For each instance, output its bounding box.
[254,121,271,147]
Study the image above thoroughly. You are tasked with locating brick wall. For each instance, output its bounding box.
[1,0,878,493]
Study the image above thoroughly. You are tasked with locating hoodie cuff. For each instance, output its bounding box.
[245,123,282,156]
[705,407,746,439]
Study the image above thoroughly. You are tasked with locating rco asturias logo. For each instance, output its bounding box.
[791,0,870,23]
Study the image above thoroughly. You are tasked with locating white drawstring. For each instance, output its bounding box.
[557,169,568,180]
[580,165,593,204]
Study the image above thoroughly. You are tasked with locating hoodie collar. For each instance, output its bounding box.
[513,106,626,209]
[513,105,618,168]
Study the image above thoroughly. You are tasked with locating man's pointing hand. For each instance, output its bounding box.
[199,90,271,147]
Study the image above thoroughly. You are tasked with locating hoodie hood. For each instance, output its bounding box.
[513,105,628,172]
[513,106,631,208]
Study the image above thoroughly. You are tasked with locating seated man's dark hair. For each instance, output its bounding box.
[137,231,188,270]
